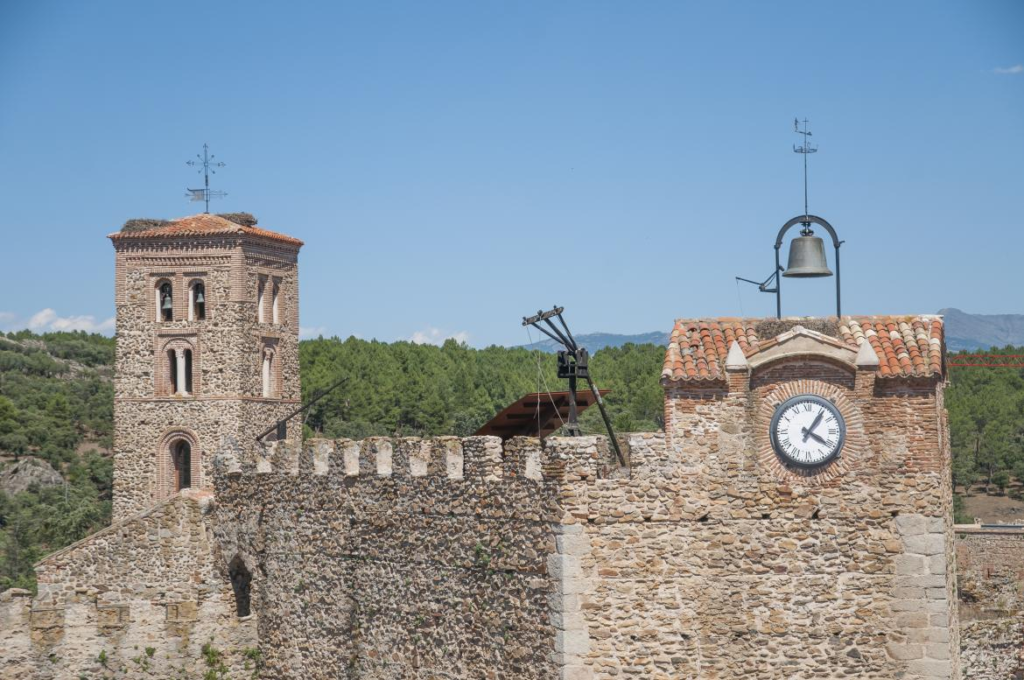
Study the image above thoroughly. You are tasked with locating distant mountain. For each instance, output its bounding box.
[521,331,668,353]
[940,308,1024,351]
[518,310,1024,354]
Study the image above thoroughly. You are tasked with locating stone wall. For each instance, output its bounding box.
[0,491,255,679]
[111,234,302,520]
[209,418,959,680]
[213,435,566,679]
[955,527,1024,678]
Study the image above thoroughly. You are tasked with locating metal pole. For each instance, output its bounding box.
[585,374,626,467]
[834,244,841,317]
[204,145,210,213]
[567,372,580,436]
[775,247,782,319]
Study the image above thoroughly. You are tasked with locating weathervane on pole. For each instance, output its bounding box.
[736,118,843,318]
[793,118,817,220]
[185,143,227,213]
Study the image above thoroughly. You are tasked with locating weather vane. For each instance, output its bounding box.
[185,143,227,214]
[793,118,817,220]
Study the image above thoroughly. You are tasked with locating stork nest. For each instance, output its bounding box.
[120,218,170,233]
[217,212,258,227]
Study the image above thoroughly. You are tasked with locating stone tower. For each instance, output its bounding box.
[108,213,303,520]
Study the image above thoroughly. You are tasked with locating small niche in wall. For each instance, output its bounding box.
[229,555,252,617]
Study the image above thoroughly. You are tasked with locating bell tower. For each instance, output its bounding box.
[108,213,303,520]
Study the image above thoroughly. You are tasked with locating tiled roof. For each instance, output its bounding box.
[662,316,944,382]
[108,214,303,247]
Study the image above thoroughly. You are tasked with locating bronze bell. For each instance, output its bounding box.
[195,289,205,305]
[783,229,833,278]
[161,294,173,311]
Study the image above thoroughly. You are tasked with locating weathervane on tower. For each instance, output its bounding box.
[736,118,844,318]
[185,143,227,213]
[793,117,817,220]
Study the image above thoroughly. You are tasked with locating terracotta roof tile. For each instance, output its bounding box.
[108,213,303,247]
[662,315,944,382]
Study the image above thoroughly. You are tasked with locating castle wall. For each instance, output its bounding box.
[212,436,565,680]
[955,528,1024,678]
[0,492,256,679]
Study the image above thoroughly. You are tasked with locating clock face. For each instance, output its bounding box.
[769,394,846,468]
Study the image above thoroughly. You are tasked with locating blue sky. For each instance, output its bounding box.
[1,1,1021,347]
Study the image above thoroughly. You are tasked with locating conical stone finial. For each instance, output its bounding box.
[725,341,749,370]
[855,339,880,368]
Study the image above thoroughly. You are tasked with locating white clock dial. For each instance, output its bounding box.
[769,395,845,468]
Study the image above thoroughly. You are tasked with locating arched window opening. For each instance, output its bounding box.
[184,350,193,394]
[257,278,266,323]
[272,282,280,324]
[190,282,206,321]
[229,556,252,617]
[261,349,273,398]
[159,282,174,322]
[172,440,191,490]
[167,349,178,395]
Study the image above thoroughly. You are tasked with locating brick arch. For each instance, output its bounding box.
[155,428,202,501]
[756,378,866,485]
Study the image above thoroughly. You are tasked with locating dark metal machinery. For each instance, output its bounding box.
[256,376,348,444]
[522,306,627,467]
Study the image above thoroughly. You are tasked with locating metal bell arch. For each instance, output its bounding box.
[773,215,843,318]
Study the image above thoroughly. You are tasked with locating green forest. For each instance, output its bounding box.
[1,329,1022,591]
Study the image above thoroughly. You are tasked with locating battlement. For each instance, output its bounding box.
[216,433,663,483]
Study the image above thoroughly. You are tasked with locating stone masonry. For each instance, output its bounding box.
[108,213,304,519]
[955,526,1024,678]
[0,212,976,678]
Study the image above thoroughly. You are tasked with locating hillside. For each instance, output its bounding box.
[0,331,114,591]
[1,330,1022,591]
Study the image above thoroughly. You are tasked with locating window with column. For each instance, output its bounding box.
[163,343,196,397]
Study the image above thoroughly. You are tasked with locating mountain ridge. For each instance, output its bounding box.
[519,309,1024,353]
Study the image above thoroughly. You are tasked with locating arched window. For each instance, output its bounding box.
[261,348,274,398]
[189,281,206,321]
[172,440,191,490]
[257,277,266,323]
[158,282,174,322]
[272,282,280,324]
[229,555,252,617]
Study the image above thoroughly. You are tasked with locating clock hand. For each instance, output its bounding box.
[803,410,825,442]
[801,428,827,445]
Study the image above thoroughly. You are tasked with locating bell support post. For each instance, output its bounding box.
[772,214,843,319]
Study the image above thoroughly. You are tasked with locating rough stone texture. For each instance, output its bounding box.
[0,491,256,678]
[1,241,972,680]
[213,435,564,679]
[0,456,64,495]
[955,527,1024,678]
[110,231,303,520]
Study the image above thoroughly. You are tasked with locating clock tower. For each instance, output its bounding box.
[658,316,958,678]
